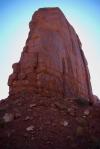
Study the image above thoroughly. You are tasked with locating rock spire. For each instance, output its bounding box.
[8,7,93,102]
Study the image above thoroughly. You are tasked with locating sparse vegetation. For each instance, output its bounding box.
[75,97,90,107]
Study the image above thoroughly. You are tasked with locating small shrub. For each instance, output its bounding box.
[75,97,90,107]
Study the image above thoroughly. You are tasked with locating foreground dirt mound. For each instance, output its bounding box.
[0,92,100,149]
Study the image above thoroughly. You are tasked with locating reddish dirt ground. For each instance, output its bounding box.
[0,92,100,149]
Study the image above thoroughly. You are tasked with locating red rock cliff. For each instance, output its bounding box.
[8,7,93,101]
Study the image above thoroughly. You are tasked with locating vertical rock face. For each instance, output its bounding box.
[8,7,93,101]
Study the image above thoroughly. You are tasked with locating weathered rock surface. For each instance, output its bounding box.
[0,7,100,149]
[3,113,14,123]
[8,7,93,102]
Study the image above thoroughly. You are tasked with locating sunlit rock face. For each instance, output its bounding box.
[8,7,92,101]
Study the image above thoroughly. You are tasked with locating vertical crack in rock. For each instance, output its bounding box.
[62,58,66,98]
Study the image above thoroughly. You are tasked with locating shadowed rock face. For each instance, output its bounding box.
[8,7,92,101]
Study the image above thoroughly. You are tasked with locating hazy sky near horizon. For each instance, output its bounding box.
[0,0,100,99]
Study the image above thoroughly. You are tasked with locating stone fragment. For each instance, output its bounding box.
[84,109,90,116]
[29,104,36,108]
[24,116,31,121]
[3,113,14,123]
[62,120,69,127]
[26,125,34,131]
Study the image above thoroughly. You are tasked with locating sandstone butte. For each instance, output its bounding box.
[0,7,100,149]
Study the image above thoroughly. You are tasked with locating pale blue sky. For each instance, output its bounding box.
[0,0,100,99]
